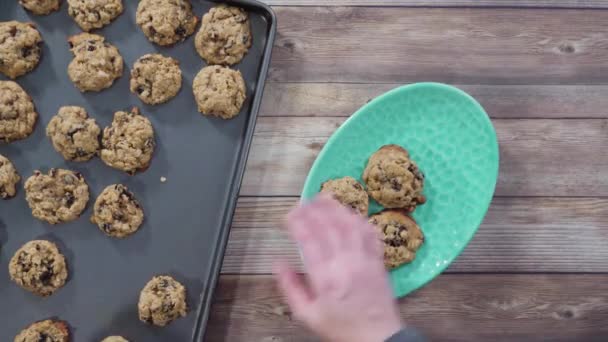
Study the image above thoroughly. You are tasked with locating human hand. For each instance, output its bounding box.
[275,196,403,342]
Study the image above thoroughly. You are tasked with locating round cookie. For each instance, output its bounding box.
[0,21,42,79]
[130,54,182,105]
[362,145,425,211]
[195,5,252,66]
[138,275,188,326]
[136,0,198,46]
[368,210,424,269]
[67,33,124,92]
[101,107,155,174]
[67,0,123,32]
[46,106,101,162]
[19,0,61,15]
[9,240,68,296]
[91,184,144,238]
[192,65,246,119]
[101,337,129,342]
[0,81,38,142]
[0,154,20,199]
[14,319,69,342]
[320,176,369,215]
[24,168,89,225]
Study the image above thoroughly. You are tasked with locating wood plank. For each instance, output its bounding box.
[263,0,608,7]
[241,117,608,197]
[260,84,608,118]
[269,7,608,84]
[208,274,608,341]
[222,197,608,274]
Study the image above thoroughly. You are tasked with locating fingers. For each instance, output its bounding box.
[274,261,316,323]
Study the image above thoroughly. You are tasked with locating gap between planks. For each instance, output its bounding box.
[261,0,608,8]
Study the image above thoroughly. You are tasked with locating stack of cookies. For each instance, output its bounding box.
[321,145,427,269]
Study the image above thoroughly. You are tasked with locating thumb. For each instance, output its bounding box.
[274,262,316,323]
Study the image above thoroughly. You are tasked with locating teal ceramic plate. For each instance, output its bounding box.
[301,83,499,298]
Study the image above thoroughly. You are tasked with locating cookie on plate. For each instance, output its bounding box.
[362,145,425,211]
[138,275,188,327]
[136,0,198,46]
[130,54,182,105]
[320,176,369,215]
[14,319,70,342]
[24,168,89,224]
[46,106,101,162]
[0,21,42,79]
[0,81,38,142]
[369,209,424,269]
[9,240,69,296]
[19,0,61,15]
[0,154,20,199]
[91,184,144,238]
[67,33,124,92]
[101,337,129,342]
[101,107,155,174]
[195,5,252,66]
[67,0,123,32]
[192,65,246,119]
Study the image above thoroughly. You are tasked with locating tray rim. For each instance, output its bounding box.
[191,1,277,340]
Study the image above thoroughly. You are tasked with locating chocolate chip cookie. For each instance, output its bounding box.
[14,319,70,342]
[0,81,38,142]
[67,0,123,32]
[130,54,182,105]
[138,275,188,327]
[369,210,424,269]
[67,33,123,92]
[192,65,246,119]
[9,240,69,296]
[136,0,198,46]
[0,154,20,199]
[46,106,101,162]
[195,5,252,66]
[24,168,89,225]
[101,337,129,342]
[362,145,425,211]
[320,176,369,215]
[91,184,144,238]
[0,21,42,79]
[101,107,155,174]
[19,0,61,15]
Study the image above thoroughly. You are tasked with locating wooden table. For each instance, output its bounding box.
[206,1,608,340]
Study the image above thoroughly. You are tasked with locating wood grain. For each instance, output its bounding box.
[241,117,608,197]
[260,84,608,118]
[269,7,608,84]
[207,274,608,341]
[263,0,608,7]
[222,197,608,274]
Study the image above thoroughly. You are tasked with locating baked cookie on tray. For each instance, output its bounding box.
[14,319,70,342]
[101,336,129,342]
[369,209,424,269]
[0,80,38,142]
[320,176,369,215]
[101,107,155,174]
[130,54,182,105]
[67,0,123,32]
[19,0,61,16]
[0,21,42,79]
[24,168,90,224]
[91,184,144,238]
[46,106,101,162]
[195,4,252,66]
[362,144,425,211]
[193,65,246,119]
[0,154,20,199]
[138,275,188,327]
[67,33,124,92]
[136,0,198,46]
[9,240,69,296]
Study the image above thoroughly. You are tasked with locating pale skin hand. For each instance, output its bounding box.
[275,196,403,342]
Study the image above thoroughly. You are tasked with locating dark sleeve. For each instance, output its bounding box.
[385,328,426,342]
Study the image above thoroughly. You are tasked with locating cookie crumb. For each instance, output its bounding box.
[160,176,167,183]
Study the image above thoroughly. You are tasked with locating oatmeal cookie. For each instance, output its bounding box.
[46,106,101,161]
[369,209,424,269]
[136,0,198,46]
[101,337,128,342]
[320,176,368,215]
[192,65,246,119]
[91,184,144,238]
[67,33,123,92]
[0,21,42,79]
[67,0,123,32]
[9,240,68,296]
[0,81,37,142]
[130,54,182,105]
[138,275,187,326]
[0,154,20,199]
[14,319,69,342]
[19,0,61,16]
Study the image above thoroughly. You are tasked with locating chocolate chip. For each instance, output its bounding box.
[68,41,74,49]
[175,26,186,37]
[110,57,116,63]
[9,26,17,37]
[390,179,402,191]
[144,138,154,148]
[65,192,75,207]
[38,333,50,341]
[161,302,175,313]
[242,34,249,44]
[353,182,363,191]
[87,45,96,52]
[75,148,88,158]
[136,86,144,94]
[102,223,113,232]
[67,126,83,140]
[39,269,53,285]
[21,46,33,58]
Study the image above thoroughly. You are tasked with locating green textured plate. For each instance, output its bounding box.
[301,83,499,298]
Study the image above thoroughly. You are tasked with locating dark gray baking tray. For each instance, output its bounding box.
[0,0,275,340]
